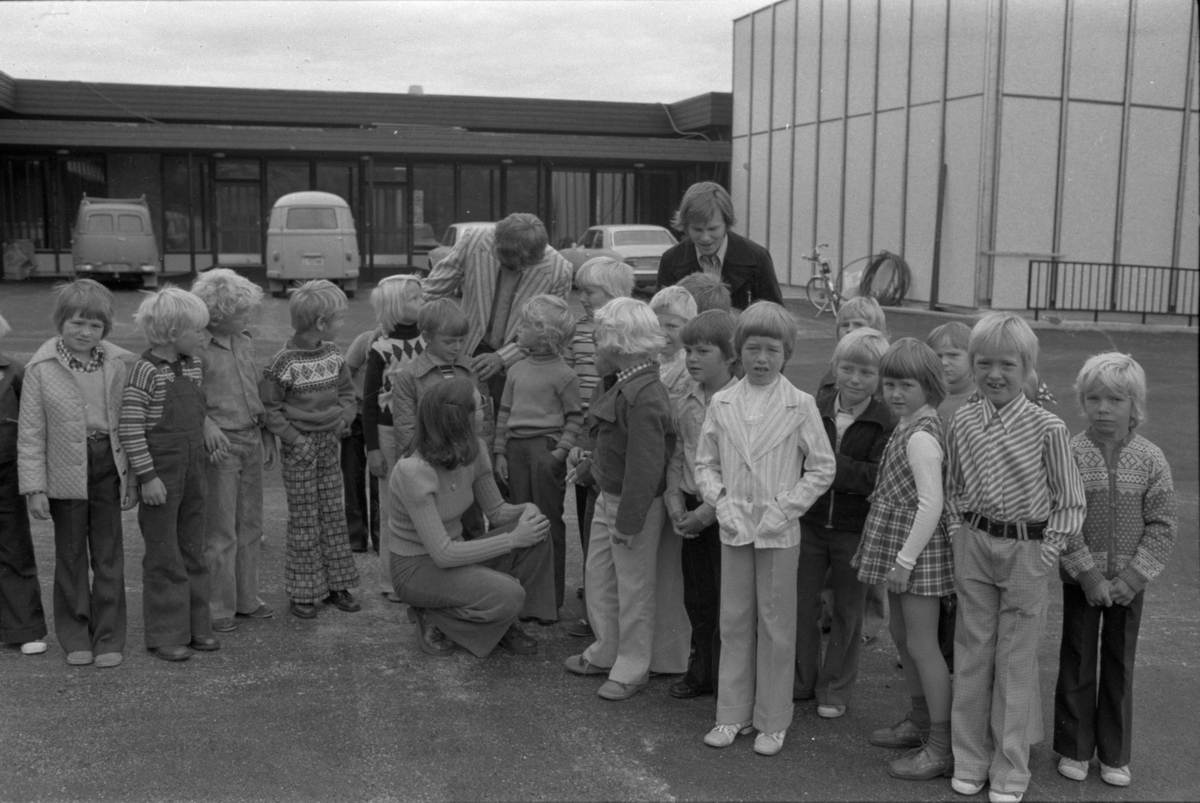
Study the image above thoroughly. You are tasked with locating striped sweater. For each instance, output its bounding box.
[119,351,204,482]
[1060,430,1176,593]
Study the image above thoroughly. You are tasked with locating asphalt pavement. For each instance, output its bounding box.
[0,278,1196,802]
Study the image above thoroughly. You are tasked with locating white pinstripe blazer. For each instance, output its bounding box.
[422,227,573,366]
[694,376,836,548]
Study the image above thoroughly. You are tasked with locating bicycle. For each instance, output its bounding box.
[800,244,842,316]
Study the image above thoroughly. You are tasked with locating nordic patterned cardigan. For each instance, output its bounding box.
[1060,429,1176,594]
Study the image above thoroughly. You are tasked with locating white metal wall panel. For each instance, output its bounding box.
[946,0,990,98]
[1130,0,1193,109]
[1069,0,1128,103]
[1121,107,1181,266]
[992,98,1060,309]
[817,120,846,274]
[749,132,772,245]
[847,0,878,118]
[791,124,819,282]
[821,0,850,120]
[905,103,942,303]
[731,135,751,233]
[1059,102,1123,263]
[733,17,754,138]
[795,0,822,125]
[1179,113,1199,269]
[872,109,906,255]
[752,9,775,134]
[773,1,797,130]
[769,128,794,284]
[910,0,947,106]
[940,97,984,308]
[1003,0,1064,97]
[877,0,911,111]
[844,115,875,271]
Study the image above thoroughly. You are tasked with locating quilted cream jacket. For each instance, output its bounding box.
[17,338,136,500]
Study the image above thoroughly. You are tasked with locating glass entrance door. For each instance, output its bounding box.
[371,184,408,267]
[215,182,262,264]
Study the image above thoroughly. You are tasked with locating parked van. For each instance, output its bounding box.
[266,191,360,298]
[70,195,162,287]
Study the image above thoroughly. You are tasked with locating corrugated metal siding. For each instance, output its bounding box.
[12,80,732,139]
[0,71,16,113]
[0,119,731,164]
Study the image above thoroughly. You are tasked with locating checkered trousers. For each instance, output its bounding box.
[280,429,360,603]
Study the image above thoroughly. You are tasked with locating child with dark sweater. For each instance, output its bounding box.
[260,280,360,620]
[494,294,583,615]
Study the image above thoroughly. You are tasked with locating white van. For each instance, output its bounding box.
[266,191,360,298]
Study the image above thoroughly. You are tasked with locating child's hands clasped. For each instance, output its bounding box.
[140,477,168,506]
[1083,579,1113,607]
[672,510,705,538]
[1108,577,1136,606]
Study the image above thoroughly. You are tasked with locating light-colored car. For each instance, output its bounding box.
[425,221,496,274]
[70,195,163,287]
[266,191,360,298]
[559,224,678,290]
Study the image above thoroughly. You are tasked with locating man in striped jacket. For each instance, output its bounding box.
[422,213,573,411]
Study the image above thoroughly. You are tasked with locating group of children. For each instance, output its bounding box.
[0,260,1176,803]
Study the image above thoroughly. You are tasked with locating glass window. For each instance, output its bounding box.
[612,229,674,247]
[87,214,114,233]
[267,161,309,207]
[316,162,356,206]
[413,163,454,242]
[215,160,260,180]
[505,164,539,217]
[117,214,144,233]
[59,157,107,247]
[551,170,590,249]
[286,207,338,230]
[163,156,210,252]
[596,171,635,225]
[459,164,500,220]
[636,169,681,230]
[370,162,408,184]
[2,158,49,247]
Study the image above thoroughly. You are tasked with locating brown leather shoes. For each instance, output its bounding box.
[497,624,538,655]
[326,590,361,612]
[407,607,454,657]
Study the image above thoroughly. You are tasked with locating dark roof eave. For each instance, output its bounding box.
[0,119,731,163]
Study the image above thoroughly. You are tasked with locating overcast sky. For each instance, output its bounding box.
[0,0,768,103]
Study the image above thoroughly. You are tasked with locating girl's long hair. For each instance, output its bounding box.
[406,377,479,470]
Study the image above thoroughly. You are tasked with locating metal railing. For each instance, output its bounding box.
[1027,260,1199,326]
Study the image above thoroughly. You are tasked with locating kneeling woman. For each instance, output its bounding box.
[389,377,555,657]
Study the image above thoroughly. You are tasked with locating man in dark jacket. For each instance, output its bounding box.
[655,182,782,311]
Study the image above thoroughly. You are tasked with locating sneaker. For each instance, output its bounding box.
[703,722,753,748]
[870,712,929,748]
[236,603,276,619]
[565,618,594,638]
[66,650,94,666]
[753,729,786,756]
[1057,757,1089,781]
[94,652,123,669]
[211,617,238,633]
[20,640,47,655]
[1100,763,1130,787]
[817,704,846,719]
[951,777,986,795]
[563,654,608,675]
[597,679,646,701]
[988,791,1022,803]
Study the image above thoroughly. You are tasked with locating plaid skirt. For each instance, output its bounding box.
[852,502,955,596]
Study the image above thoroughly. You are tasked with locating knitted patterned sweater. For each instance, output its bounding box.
[1060,429,1176,593]
[259,340,356,444]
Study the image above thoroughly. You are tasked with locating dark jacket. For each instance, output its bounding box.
[589,363,676,536]
[800,391,896,534]
[0,353,22,464]
[656,231,782,310]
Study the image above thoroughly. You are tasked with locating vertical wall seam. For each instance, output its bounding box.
[1052,0,1074,259]
[838,0,851,269]
[745,13,754,235]
[868,0,881,258]
[1112,0,1137,266]
[937,0,952,301]
[813,0,825,258]
[900,0,914,257]
[984,0,1007,305]
[1170,1,1198,269]
[766,4,776,253]
[788,0,800,286]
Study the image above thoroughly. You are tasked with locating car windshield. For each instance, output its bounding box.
[286,208,339,230]
[612,230,674,247]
